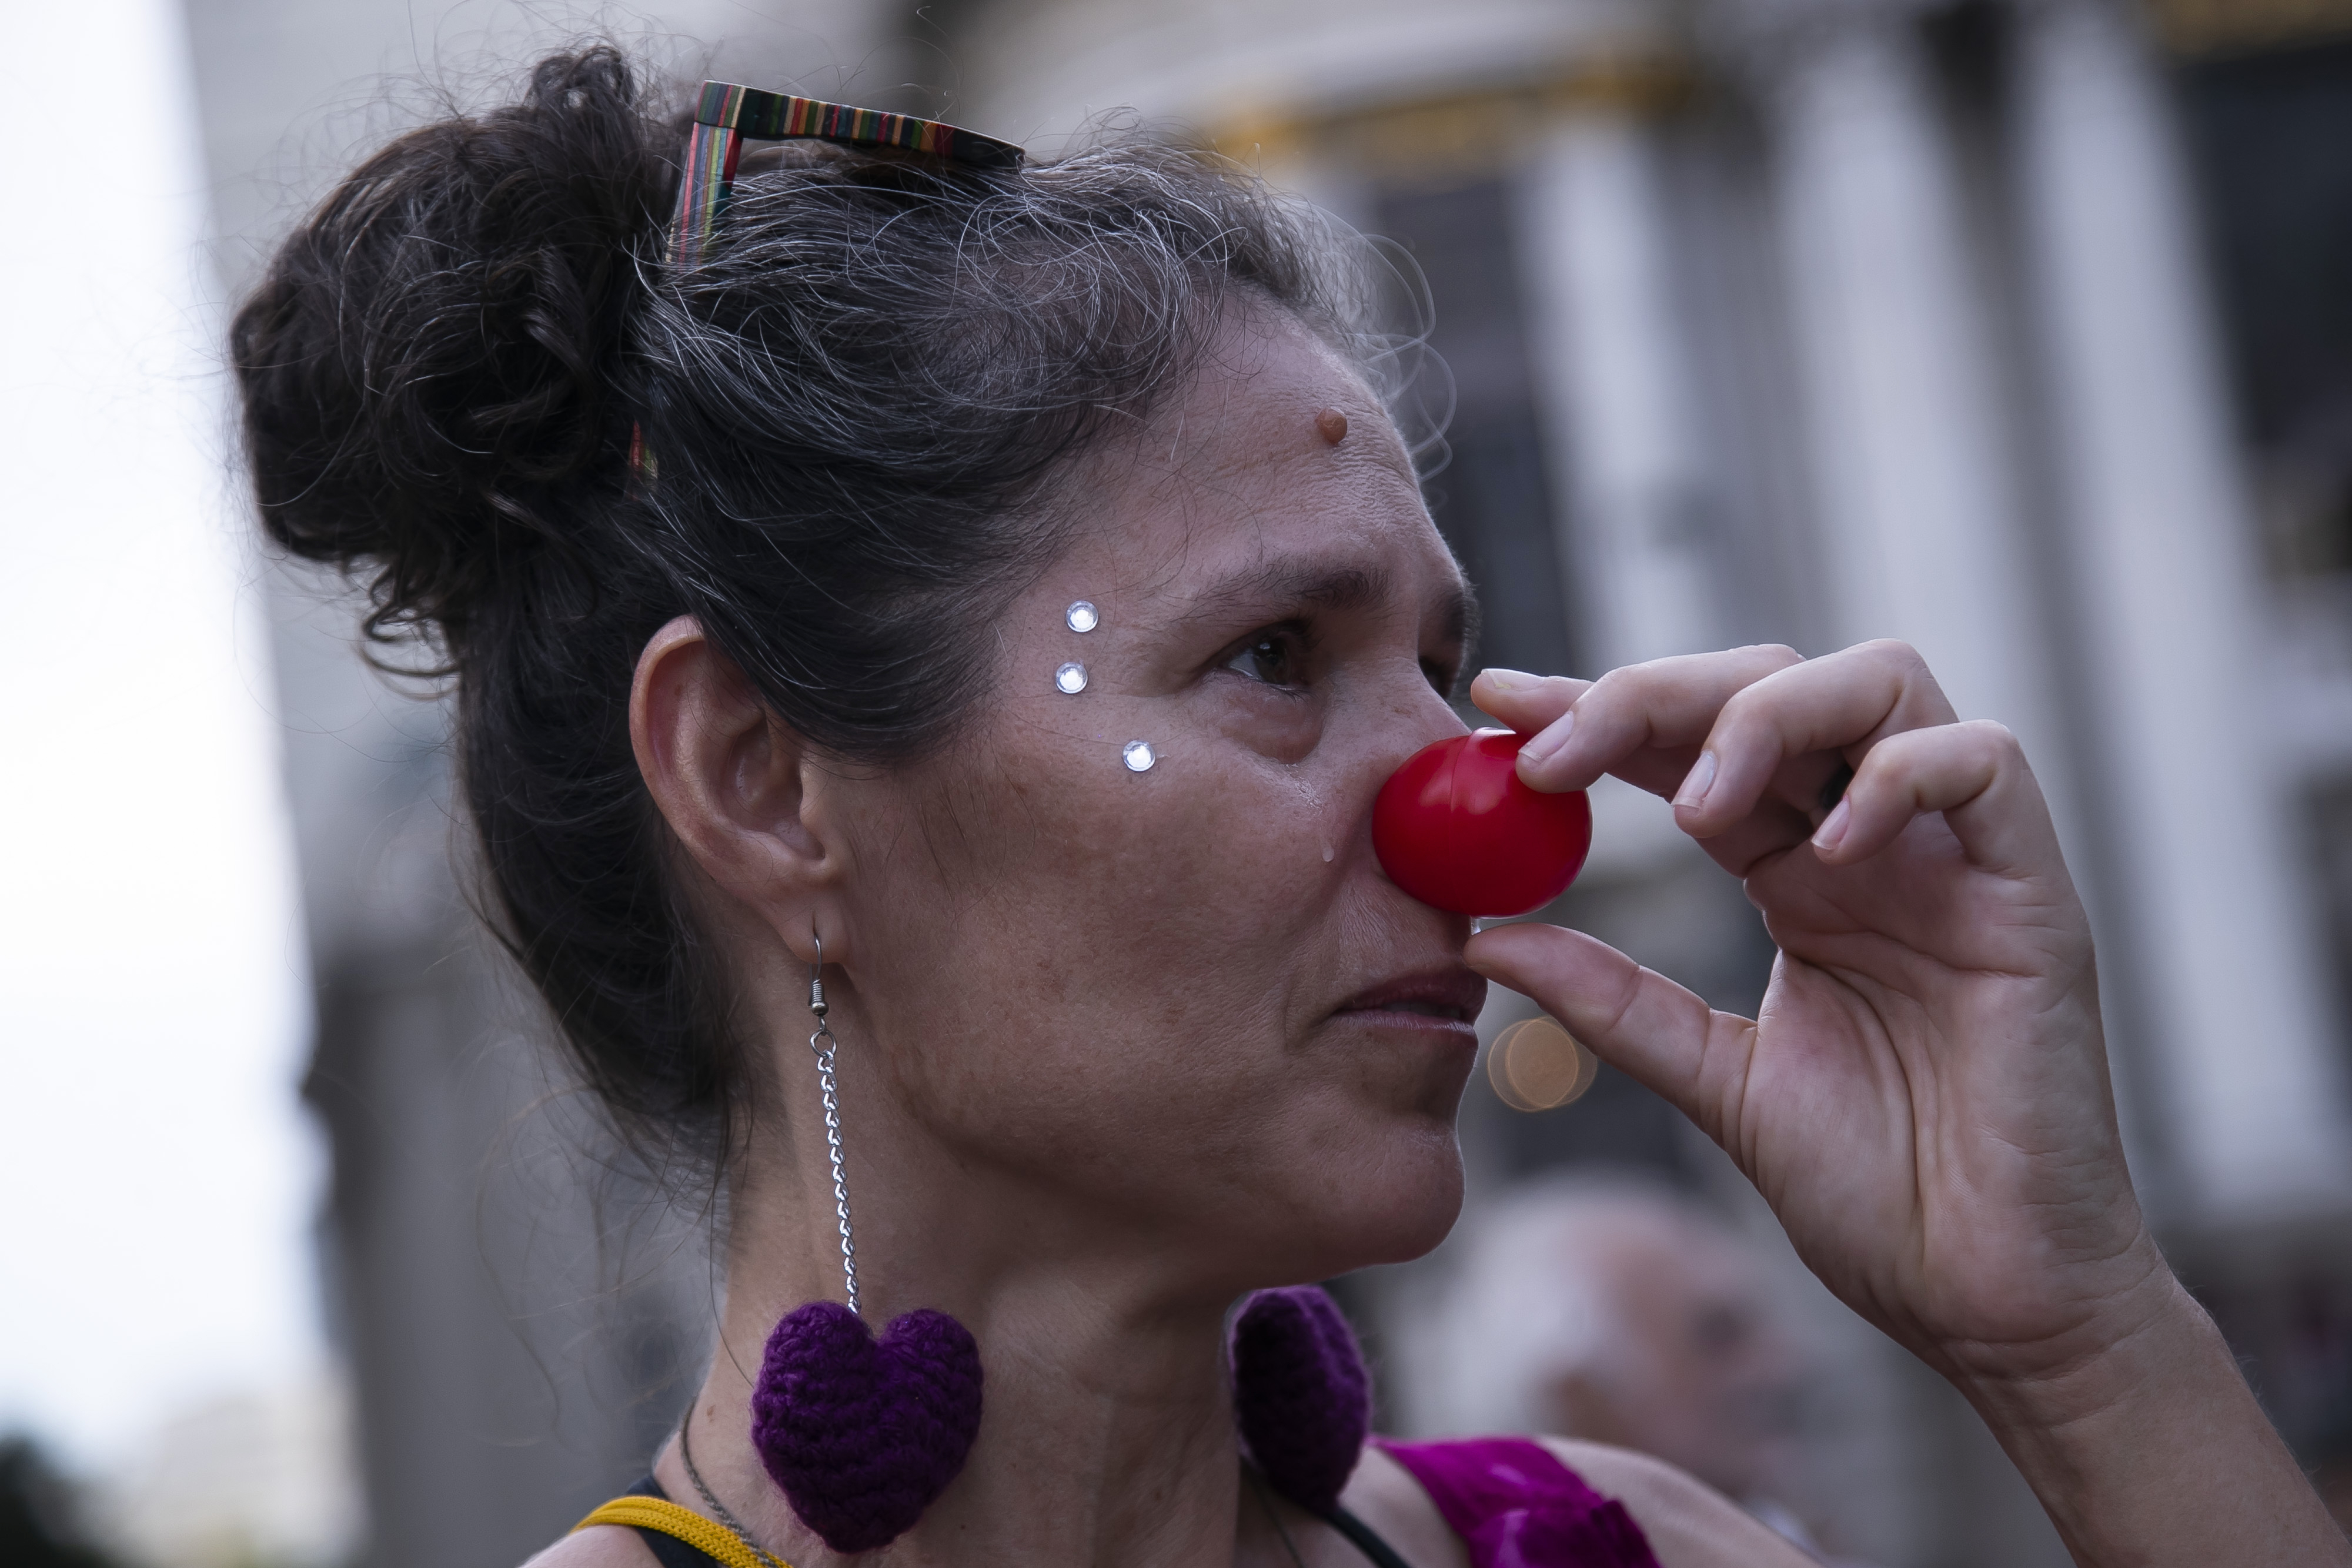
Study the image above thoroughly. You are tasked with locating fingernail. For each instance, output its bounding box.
[1812,797,1851,854]
[1481,668,1537,693]
[1518,713,1573,769]
[1673,750,1718,811]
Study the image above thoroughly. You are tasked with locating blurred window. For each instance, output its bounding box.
[2177,34,2352,579]
[2311,775,2352,1072]
[1372,178,1581,682]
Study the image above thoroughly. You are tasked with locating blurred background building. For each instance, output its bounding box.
[102,0,2352,1562]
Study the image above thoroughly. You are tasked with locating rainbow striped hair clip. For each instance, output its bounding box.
[666,80,1024,269]
[629,85,1021,492]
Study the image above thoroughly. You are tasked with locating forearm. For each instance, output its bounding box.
[1950,1273,2347,1567]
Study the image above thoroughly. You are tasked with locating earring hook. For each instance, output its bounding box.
[810,924,827,1019]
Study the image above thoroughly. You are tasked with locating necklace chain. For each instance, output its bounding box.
[1245,1462,1309,1568]
[677,1411,793,1568]
[676,1416,1309,1568]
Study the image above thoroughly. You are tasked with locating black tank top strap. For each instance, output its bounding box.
[1331,1501,1419,1568]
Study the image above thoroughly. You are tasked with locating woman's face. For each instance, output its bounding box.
[828,308,1480,1302]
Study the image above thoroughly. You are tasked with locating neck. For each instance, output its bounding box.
[661,1266,1277,1567]
[658,967,1304,1566]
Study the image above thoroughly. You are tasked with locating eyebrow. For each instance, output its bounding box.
[1194,556,1479,656]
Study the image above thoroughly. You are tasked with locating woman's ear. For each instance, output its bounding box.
[629,616,843,963]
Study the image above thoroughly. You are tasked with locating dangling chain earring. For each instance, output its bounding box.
[805,937,858,1315]
[746,925,985,1554]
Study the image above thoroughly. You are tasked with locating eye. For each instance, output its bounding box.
[1222,624,1311,690]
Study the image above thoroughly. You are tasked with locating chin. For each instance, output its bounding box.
[1255,1117,1466,1285]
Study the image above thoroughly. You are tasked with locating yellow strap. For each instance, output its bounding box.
[571,1496,793,1568]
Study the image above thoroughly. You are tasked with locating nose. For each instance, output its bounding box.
[1372,729,1593,917]
[1339,667,1471,882]
[1379,666,1474,767]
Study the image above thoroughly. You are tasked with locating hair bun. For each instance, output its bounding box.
[232,46,669,644]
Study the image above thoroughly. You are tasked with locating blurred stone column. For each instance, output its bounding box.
[1743,0,2073,795]
[1518,85,1724,673]
[2011,0,2351,1214]
[1731,16,2088,1554]
[1516,74,1723,869]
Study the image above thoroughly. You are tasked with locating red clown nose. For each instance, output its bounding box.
[1372,730,1592,917]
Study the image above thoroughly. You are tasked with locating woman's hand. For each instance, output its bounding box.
[1466,641,2143,1379]
[1461,642,2348,1566]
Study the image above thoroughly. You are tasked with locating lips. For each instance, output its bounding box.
[1333,965,1488,1027]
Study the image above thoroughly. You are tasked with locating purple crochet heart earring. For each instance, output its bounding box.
[747,930,984,1553]
[1230,1284,1373,1516]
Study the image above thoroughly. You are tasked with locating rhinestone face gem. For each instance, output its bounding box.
[1065,600,1100,633]
[1122,740,1156,773]
[1054,661,1087,694]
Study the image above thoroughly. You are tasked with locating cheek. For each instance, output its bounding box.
[841,690,1468,1269]
[855,723,1347,1139]
[1211,684,1324,767]
[985,700,1348,964]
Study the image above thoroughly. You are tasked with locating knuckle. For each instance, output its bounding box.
[1856,723,1933,773]
[1589,656,1683,711]
[1963,718,2024,768]
[1849,734,1905,780]
[1959,717,2018,748]
[1855,636,1929,674]
[1618,652,1702,691]
[1581,662,1643,708]
[1713,680,1768,733]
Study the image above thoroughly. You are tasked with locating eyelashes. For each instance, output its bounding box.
[1213,619,1461,698]
[1218,621,1316,690]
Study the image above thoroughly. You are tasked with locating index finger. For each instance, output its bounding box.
[1468,669,1589,733]
[1506,645,1804,794]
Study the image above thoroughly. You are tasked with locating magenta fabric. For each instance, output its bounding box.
[1377,1437,1661,1568]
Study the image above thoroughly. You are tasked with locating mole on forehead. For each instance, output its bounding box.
[1107,381,1396,492]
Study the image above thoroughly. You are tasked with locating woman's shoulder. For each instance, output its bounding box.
[1341,1437,1815,1568]
[529,1443,1812,1568]
[1339,1443,1473,1566]
[1534,1439,1815,1567]
[518,1523,660,1567]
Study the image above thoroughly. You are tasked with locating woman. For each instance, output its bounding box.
[231,45,2346,1568]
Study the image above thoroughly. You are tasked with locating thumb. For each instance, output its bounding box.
[1464,922,1748,1131]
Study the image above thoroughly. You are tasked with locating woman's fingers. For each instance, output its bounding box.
[1505,646,1803,794]
[1812,718,2063,875]
[1671,640,1961,839]
[1468,669,1589,733]
[1464,921,1749,1135]
[1478,644,2050,876]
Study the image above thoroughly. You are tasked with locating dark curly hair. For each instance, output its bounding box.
[231,45,1379,1183]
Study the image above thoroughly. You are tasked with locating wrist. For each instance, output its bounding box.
[1938,1245,2194,1436]
[1933,1263,2350,1567]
